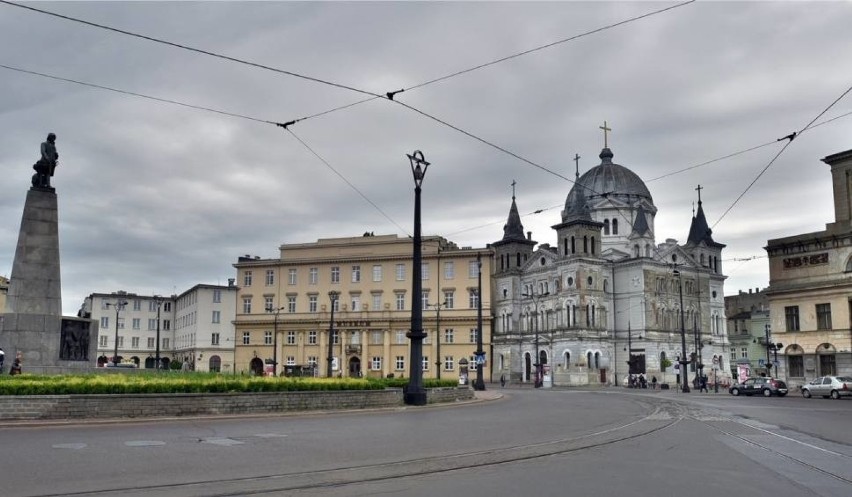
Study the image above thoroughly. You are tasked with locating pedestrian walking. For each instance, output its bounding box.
[500,374,506,388]
[0,347,5,374]
[651,376,657,390]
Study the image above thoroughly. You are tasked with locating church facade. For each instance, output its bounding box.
[490,146,730,388]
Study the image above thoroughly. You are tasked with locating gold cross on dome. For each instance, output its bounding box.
[599,121,612,148]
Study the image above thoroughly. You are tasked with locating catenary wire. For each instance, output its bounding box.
[0,63,277,125]
[0,0,383,101]
[711,83,852,229]
[285,129,411,237]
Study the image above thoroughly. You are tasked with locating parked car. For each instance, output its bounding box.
[801,376,852,399]
[729,377,788,397]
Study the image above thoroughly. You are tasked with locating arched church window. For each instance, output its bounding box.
[612,219,618,235]
[633,244,640,257]
[603,219,610,235]
[540,257,546,266]
[591,236,596,254]
[603,279,609,293]
[563,237,568,256]
[587,276,593,287]
[700,253,705,266]
[645,244,651,258]
[672,254,677,262]
[846,256,852,272]
[516,253,521,267]
[583,236,588,253]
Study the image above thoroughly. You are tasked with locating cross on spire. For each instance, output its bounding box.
[573,153,581,179]
[599,121,612,148]
[695,184,703,203]
[511,179,517,198]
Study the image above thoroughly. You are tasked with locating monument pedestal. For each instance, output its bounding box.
[0,188,96,373]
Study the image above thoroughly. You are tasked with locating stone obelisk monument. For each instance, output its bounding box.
[0,134,96,373]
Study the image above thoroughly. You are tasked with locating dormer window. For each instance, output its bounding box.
[540,257,546,266]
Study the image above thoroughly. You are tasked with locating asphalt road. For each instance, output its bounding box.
[1,387,849,497]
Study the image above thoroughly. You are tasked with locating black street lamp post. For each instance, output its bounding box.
[266,305,285,377]
[673,270,690,393]
[405,150,429,406]
[426,300,446,380]
[763,324,783,376]
[473,253,486,391]
[107,298,128,366]
[522,288,549,388]
[154,296,163,370]
[328,291,339,378]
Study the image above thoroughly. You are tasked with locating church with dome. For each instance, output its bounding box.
[490,141,730,388]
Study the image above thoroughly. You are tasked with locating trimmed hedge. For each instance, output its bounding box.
[0,373,458,396]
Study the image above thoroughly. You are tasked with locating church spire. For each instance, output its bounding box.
[500,180,527,243]
[687,184,717,245]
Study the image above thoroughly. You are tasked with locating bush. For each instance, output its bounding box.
[0,372,459,396]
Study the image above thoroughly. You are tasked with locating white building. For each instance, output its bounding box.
[173,283,238,372]
[491,145,730,388]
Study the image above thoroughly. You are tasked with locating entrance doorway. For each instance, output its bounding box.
[249,357,264,376]
[349,357,362,377]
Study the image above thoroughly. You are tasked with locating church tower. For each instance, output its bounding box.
[492,184,536,275]
[684,186,725,275]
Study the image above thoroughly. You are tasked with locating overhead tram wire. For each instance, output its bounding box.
[0,63,277,125]
[0,0,382,101]
[284,1,697,125]
[1,0,695,129]
[285,129,411,237]
[711,83,852,230]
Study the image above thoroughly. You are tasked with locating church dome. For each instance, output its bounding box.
[562,148,654,222]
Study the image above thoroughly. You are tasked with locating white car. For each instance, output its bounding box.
[801,376,852,399]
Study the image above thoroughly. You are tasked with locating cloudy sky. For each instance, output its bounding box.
[1,1,851,316]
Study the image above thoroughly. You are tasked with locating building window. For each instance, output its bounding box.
[283,268,293,285]
[371,356,382,371]
[444,261,455,279]
[132,318,140,330]
[371,331,383,344]
[785,306,800,332]
[331,297,340,312]
[331,266,340,284]
[99,335,108,347]
[242,298,252,314]
[117,318,125,330]
[396,330,407,344]
[603,219,610,235]
[265,297,274,312]
[162,338,170,349]
[264,331,273,345]
[372,293,382,311]
[266,269,275,286]
[307,356,318,368]
[469,261,479,278]
[740,347,748,358]
[395,356,405,370]
[352,265,361,283]
[612,219,618,235]
[309,295,318,313]
[131,337,139,348]
[444,328,454,344]
[211,333,220,345]
[444,291,455,309]
[212,311,220,323]
[395,292,405,311]
[163,320,171,331]
[332,330,340,345]
[469,290,479,309]
[213,290,221,303]
[422,356,429,371]
[148,319,156,330]
[444,356,454,371]
[309,331,317,344]
[468,356,478,371]
[286,356,296,366]
[469,328,478,343]
[396,263,406,281]
[309,267,318,285]
[421,291,430,310]
[147,337,155,348]
[351,295,361,311]
[287,331,296,345]
[100,316,109,329]
[788,355,804,377]
[117,337,124,348]
[243,271,253,286]
[288,296,296,313]
[372,265,382,282]
[816,303,832,330]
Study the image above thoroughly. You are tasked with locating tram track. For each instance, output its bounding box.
[27,400,683,497]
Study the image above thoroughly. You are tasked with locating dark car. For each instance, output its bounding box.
[729,377,788,397]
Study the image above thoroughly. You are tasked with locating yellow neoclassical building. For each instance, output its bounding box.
[232,234,492,382]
